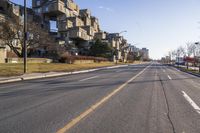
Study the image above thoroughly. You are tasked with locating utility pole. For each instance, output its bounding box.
[24,0,27,73]
[198,57,200,73]
[177,50,180,68]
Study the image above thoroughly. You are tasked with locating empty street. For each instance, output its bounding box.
[0,63,200,133]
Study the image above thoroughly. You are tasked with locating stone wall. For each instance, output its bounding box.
[73,60,94,64]
[6,58,53,63]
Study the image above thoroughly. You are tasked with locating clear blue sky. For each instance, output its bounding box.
[11,0,200,59]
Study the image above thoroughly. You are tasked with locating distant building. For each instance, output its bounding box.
[176,57,185,65]
[141,48,149,61]
[129,46,140,55]
[105,33,129,62]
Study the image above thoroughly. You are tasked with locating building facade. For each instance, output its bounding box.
[0,0,132,62]
[141,48,149,61]
[32,0,102,55]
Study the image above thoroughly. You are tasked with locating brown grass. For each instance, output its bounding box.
[0,61,145,77]
[0,62,115,77]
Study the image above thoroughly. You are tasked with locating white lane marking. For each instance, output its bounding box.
[163,69,166,73]
[116,70,124,72]
[168,75,172,80]
[79,76,99,82]
[182,91,200,114]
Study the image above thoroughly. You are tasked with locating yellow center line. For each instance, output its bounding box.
[56,64,152,133]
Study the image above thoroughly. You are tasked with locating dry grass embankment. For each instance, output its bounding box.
[0,62,117,77]
[0,61,146,77]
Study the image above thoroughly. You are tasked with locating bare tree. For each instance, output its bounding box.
[171,50,177,60]
[0,17,22,57]
[194,42,200,57]
[186,42,194,57]
[177,46,186,57]
[0,17,59,58]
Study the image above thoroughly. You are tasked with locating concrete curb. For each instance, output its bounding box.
[173,66,200,78]
[0,78,22,84]
[179,69,200,78]
[0,64,129,84]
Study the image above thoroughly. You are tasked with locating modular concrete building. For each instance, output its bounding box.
[32,0,101,54]
[0,0,131,62]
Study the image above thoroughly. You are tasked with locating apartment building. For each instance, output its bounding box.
[31,0,105,55]
[32,1,130,58]
[0,0,131,61]
[141,48,149,61]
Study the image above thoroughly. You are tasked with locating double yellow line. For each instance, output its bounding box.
[56,64,151,133]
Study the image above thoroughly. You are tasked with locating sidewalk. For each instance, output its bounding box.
[176,65,199,71]
[174,65,200,77]
[0,65,129,84]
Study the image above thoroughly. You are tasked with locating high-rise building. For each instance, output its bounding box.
[141,48,149,60]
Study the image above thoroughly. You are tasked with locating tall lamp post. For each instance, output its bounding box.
[119,30,127,35]
[24,0,27,73]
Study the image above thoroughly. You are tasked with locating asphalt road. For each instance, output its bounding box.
[0,62,200,133]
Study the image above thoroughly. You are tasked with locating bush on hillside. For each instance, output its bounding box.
[59,53,109,64]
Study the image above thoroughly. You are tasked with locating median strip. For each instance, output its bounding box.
[56,64,151,133]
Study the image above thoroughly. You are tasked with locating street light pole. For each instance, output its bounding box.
[23,0,27,73]
[119,30,127,35]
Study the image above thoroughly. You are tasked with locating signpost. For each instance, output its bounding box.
[198,57,200,73]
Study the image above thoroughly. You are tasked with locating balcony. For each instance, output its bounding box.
[66,0,79,12]
[94,32,107,40]
[91,17,99,32]
[68,27,89,41]
[58,19,73,32]
[81,26,95,37]
[67,17,84,27]
[42,0,66,16]
[80,9,91,18]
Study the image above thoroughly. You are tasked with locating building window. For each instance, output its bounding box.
[34,8,41,13]
[36,0,41,6]
[37,8,41,13]
[45,6,49,12]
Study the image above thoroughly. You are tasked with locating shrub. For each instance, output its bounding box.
[59,53,108,64]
